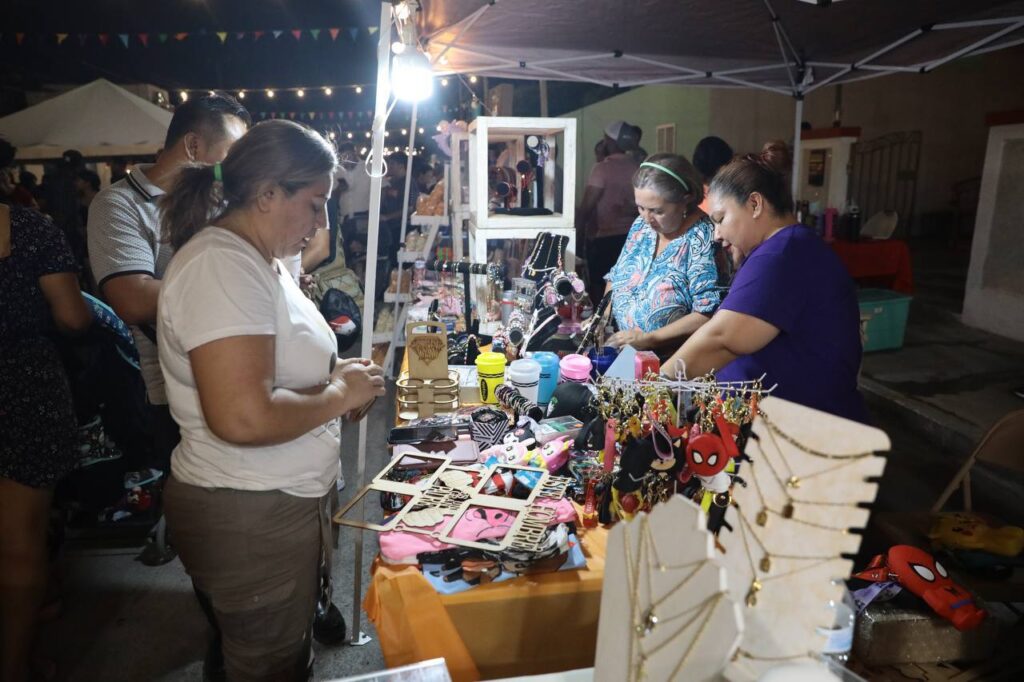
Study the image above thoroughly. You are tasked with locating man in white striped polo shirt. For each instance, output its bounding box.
[88,93,249,682]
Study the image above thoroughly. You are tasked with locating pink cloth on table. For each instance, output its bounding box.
[378,497,578,564]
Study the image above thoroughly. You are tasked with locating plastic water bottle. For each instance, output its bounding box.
[819,579,856,664]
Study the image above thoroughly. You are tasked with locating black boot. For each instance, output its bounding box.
[312,601,347,646]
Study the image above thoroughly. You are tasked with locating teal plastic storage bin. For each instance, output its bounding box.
[858,288,912,352]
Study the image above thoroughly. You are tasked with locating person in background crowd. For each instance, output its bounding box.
[692,136,735,215]
[603,153,724,355]
[157,119,385,681]
[577,120,641,302]
[336,143,371,272]
[17,171,42,208]
[1,200,93,682]
[627,124,648,165]
[75,170,100,227]
[594,138,608,164]
[663,141,869,423]
[87,91,250,681]
[0,141,38,209]
[108,158,129,184]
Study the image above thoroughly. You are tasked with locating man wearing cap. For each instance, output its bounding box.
[577,120,641,302]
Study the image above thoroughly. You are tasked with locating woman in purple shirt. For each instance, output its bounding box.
[663,141,869,423]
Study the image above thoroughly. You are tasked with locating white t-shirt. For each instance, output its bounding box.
[338,162,371,218]
[157,227,340,498]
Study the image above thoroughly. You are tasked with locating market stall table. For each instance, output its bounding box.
[830,238,914,294]
[360,351,605,681]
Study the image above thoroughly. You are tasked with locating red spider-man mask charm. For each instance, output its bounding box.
[854,545,986,631]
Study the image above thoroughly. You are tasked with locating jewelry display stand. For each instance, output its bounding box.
[595,495,744,682]
[720,396,889,681]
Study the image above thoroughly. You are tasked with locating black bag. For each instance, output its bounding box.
[319,288,362,353]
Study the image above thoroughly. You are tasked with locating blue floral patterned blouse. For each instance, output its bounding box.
[605,215,723,333]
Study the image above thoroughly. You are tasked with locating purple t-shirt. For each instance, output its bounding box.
[717,225,869,423]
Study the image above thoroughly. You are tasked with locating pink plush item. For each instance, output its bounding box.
[452,507,517,542]
[521,436,571,472]
[379,522,454,564]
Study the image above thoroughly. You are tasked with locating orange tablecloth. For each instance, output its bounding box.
[363,523,606,681]
[830,239,914,293]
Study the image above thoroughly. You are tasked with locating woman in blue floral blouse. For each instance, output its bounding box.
[604,153,728,354]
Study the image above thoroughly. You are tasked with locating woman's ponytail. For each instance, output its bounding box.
[159,164,224,251]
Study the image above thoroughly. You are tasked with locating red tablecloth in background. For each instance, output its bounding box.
[830,239,914,294]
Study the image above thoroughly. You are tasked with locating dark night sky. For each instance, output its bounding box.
[1,0,617,128]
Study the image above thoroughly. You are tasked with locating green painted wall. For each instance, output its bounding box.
[559,85,712,198]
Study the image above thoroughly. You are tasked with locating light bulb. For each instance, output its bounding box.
[180,91,189,101]
[440,78,449,87]
[365,132,371,138]
[391,49,434,102]
[237,90,245,99]
[469,75,478,83]
[355,86,363,94]
[324,87,333,96]
[402,129,408,135]
[360,147,367,155]
[296,89,305,98]
[208,90,216,96]
[346,132,353,139]
[418,127,424,134]
[266,89,275,98]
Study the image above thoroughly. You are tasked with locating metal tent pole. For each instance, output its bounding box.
[348,0,392,646]
[385,102,420,376]
[792,96,803,202]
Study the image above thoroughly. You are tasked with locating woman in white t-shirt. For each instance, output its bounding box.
[156,120,384,682]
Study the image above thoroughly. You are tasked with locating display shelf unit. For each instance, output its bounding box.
[469,116,577,230]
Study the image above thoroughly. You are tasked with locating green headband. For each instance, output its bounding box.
[213,162,223,183]
[640,161,690,193]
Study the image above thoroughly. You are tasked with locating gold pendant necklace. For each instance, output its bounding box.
[747,461,852,532]
[733,503,840,607]
[621,515,726,681]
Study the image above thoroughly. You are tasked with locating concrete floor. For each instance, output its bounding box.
[38,388,397,682]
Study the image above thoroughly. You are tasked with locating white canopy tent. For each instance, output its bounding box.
[0,78,173,160]
[347,0,1024,645]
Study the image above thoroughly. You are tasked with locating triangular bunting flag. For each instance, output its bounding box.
[57,33,69,45]
[368,27,379,36]
[118,34,129,48]
[348,28,359,42]
[272,30,283,39]
[309,112,316,120]
[310,29,321,40]
[98,34,110,46]
[16,33,25,45]
[291,29,302,41]
[138,33,149,47]
[159,33,169,43]
[78,34,89,46]
[235,32,245,40]
[253,31,265,40]
[217,32,227,44]
[288,112,296,120]
[175,32,189,41]
[328,28,340,41]
[328,112,336,120]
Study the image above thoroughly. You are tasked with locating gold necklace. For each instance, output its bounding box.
[622,516,724,682]
[734,503,841,607]
[758,410,873,460]
[747,461,852,532]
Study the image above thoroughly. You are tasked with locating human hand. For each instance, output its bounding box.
[332,359,386,418]
[605,328,650,350]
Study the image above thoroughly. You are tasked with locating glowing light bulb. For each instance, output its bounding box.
[346,132,353,139]
[469,75,478,83]
[355,86,363,94]
[324,87,333,96]
[237,90,245,99]
[440,78,449,87]
[296,89,305,98]
[266,89,275,98]
[180,91,189,101]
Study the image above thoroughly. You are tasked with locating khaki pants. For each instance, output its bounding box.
[165,476,328,682]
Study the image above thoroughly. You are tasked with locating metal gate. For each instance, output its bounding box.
[848,131,922,237]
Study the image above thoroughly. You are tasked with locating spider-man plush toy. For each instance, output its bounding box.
[854,545,987,631]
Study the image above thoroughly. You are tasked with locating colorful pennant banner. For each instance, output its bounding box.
[4,26,380,47]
